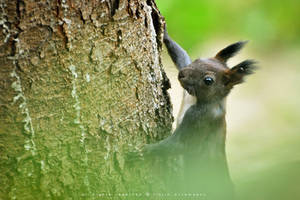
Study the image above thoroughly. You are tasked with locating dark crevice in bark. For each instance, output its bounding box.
[57,24,68,49]
[145,0,163,49]
[127,0,141,19]
[146,0,152,6]
[151,12,161,47]
[133,60,141,75]
[135,86,139,100]
[116,29,122,47]
[110,0,120,17]
[127,0,133,17]
[100,24,108,36]
[16,0,21,19]
[155,108,160,118]
[161,69,172,116]
[56,0,61,16]
[161,70,171,92]
[10,34,17,56]
[144,16,148,28]
[78,9,86,24]
[16,0,24,19]
[17,0,25,20]
[88,44,95,64]
[135,8,141,18]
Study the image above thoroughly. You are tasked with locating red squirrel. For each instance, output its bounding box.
[144,27,257,199]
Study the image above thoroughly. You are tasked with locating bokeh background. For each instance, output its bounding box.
[156,0,300,199]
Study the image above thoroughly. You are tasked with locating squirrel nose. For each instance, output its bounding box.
[178,71,185,79]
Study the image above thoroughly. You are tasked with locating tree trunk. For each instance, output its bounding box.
[0,0,173,199]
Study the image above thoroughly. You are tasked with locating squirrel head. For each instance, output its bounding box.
[178,41,257,103]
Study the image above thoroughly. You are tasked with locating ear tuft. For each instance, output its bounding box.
[215,41,248,63]
[226,59,258,86]
[233,59,257,75]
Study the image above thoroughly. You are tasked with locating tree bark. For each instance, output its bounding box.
[0,0,173,199]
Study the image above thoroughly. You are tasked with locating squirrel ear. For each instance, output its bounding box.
[225,60,257,87]
[215,41,248,63]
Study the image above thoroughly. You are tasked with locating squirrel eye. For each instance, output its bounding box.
[203,77,214,86]
[238,66,245,73]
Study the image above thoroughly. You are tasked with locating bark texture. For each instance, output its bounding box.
[0,0,173,199]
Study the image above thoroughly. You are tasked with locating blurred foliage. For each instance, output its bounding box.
[156,0,300,51]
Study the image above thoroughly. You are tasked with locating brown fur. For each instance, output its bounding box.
[145,41,257,199]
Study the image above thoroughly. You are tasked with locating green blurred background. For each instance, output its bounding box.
[156,0,300,199]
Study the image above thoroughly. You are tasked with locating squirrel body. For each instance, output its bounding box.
[147,27,257,157]
[144,26,257,198]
